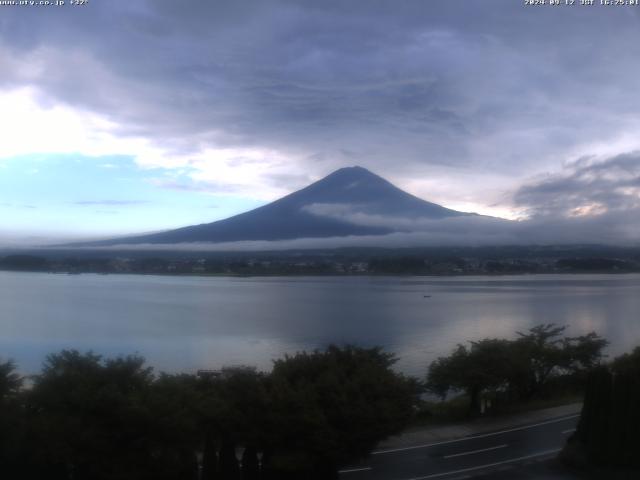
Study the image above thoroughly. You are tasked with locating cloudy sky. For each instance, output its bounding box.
[1,0,640,245]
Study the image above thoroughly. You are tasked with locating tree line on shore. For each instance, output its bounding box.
[1,325,636,479]
[3,252,640,276]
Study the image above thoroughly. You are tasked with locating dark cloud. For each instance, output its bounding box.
[3,0,640,179]
[2,1,640,243]
[514,153,640,218]
[506,153,640,245]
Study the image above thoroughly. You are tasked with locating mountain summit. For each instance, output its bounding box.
[84,166,473,246]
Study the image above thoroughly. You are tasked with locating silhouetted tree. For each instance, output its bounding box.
[566,347,640,470]
[241,446,260,480]
[265,345,419,478]
[195,365,270,480]
[0,360,25,476]
[21,350,205,480]
[2,346,418,479]
[513,325,607,398]
[218,442,240,479]
[0,359,22,399]
[426,339,514,414]
[427,324,608,415]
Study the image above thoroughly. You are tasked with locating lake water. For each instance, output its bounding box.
[1,271,639,376]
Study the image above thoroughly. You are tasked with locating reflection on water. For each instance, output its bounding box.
[1,272,639,376]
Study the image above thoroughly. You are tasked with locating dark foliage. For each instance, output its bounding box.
[265,346,419,477]
[426,324,607,415]
[556,257,635,272]
[564,347,640,470]
[0,254,48,271]
[0,346,417,479]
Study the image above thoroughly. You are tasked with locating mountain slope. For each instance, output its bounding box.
[81,166,474,246]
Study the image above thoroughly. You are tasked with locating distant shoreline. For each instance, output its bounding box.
[2,245,639,276]
[2,268,639,278]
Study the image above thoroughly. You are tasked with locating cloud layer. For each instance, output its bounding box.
[2,1,640,244]
[515,153,640,218]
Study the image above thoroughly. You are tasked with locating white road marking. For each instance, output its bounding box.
[338,467,373,474]
[372,414,579,455]
[561,428,576,434]
[403,448,562,479]
[443,444,508,459]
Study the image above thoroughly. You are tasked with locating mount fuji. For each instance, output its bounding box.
[79,166,478,246]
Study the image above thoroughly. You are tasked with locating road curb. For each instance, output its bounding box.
[378,403,583,450]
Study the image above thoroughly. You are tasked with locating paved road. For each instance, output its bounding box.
[339,414,579,480]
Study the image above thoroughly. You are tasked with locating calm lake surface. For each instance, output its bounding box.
[1,271,639,376]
